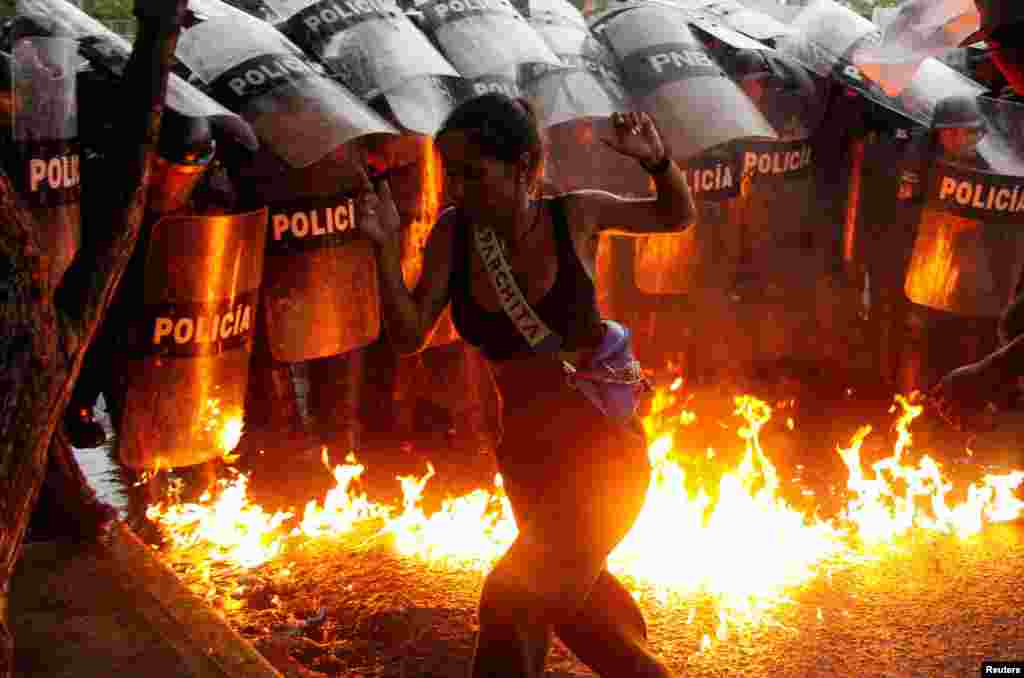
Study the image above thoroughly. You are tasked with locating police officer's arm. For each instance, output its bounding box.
[370,197,456,356]
[563,111,696,237]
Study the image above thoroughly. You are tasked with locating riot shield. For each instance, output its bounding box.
[401,0,562,99]
[241,135,381,362]
[905,96,1024,317]
[852,0,979,95]
[263,0,461,134]
[774,0,881,80]
[773,0,949,129]
[262,201,380,361]
[696,0,793,41]
[177,0,396,168]
[589,3,776,160]
[896,56,987,126]
[524,0,629,126]
[519,0,648,194]
[15,0,256,149]
[8,36,80,292]
[634,141,742,294]
[118,208,268,470]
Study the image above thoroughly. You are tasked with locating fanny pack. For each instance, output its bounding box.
[473,225,651,421]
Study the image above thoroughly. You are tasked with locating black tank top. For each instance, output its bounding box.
[450,196,605,361]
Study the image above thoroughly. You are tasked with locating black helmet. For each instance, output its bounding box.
[933,94,985,129]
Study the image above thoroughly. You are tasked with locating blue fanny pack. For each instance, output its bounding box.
[563,320,651,421]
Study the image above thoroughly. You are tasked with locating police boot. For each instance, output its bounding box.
[306,350,364,455]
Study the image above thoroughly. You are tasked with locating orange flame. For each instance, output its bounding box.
[147,390,1024,641]
[904,210,975,309]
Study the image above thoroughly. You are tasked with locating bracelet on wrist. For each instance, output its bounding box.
[640,154,671,175]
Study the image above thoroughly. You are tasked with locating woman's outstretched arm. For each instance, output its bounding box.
[358,176,455,355]
[565,111,696,238]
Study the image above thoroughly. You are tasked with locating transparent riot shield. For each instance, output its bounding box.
[249,135,382,364]
[897,56,987,126]
[401,0,562,100]
[774,0,958,130]
[15,0,256,149]
[8,36,79,292]
[696,0,793,42]
[634,141,742,294]
[118,208,268,469]
[851,0,979,95]
[524,0,629,126]
[774,0,881,79]
[589,2,776,160]
[519,0,648,194]
[905,96,1024,318]
[177,0,396,168]
[262,0,461,134]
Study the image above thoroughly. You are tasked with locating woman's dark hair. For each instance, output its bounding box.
[436,93,544,183]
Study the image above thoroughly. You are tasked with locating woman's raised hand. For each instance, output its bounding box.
[355,167,402,249]
[602,111,667,167]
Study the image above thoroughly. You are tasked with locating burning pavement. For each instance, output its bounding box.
[141,383,1024,677]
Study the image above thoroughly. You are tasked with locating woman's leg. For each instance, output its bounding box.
[472,405,673,678]
[555,570,674,678]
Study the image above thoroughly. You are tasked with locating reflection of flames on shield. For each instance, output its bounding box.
[401,137,444,289]
[903,209,973,311]
[843,137,866,269]
[147,384,1024,643]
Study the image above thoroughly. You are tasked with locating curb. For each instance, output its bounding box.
[102,522,283,678]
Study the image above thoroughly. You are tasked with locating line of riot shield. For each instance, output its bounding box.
[260,0,462,134]
[905,96,1024,318]
[589,2,776,161]
[177,0,397,168]
[6,35,80,293]
[118,208,268,470]
[400,0,563,104]
[14,0,258,151]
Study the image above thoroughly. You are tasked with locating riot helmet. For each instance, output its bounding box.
[934,94,987,163]
[933,93,986,128]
